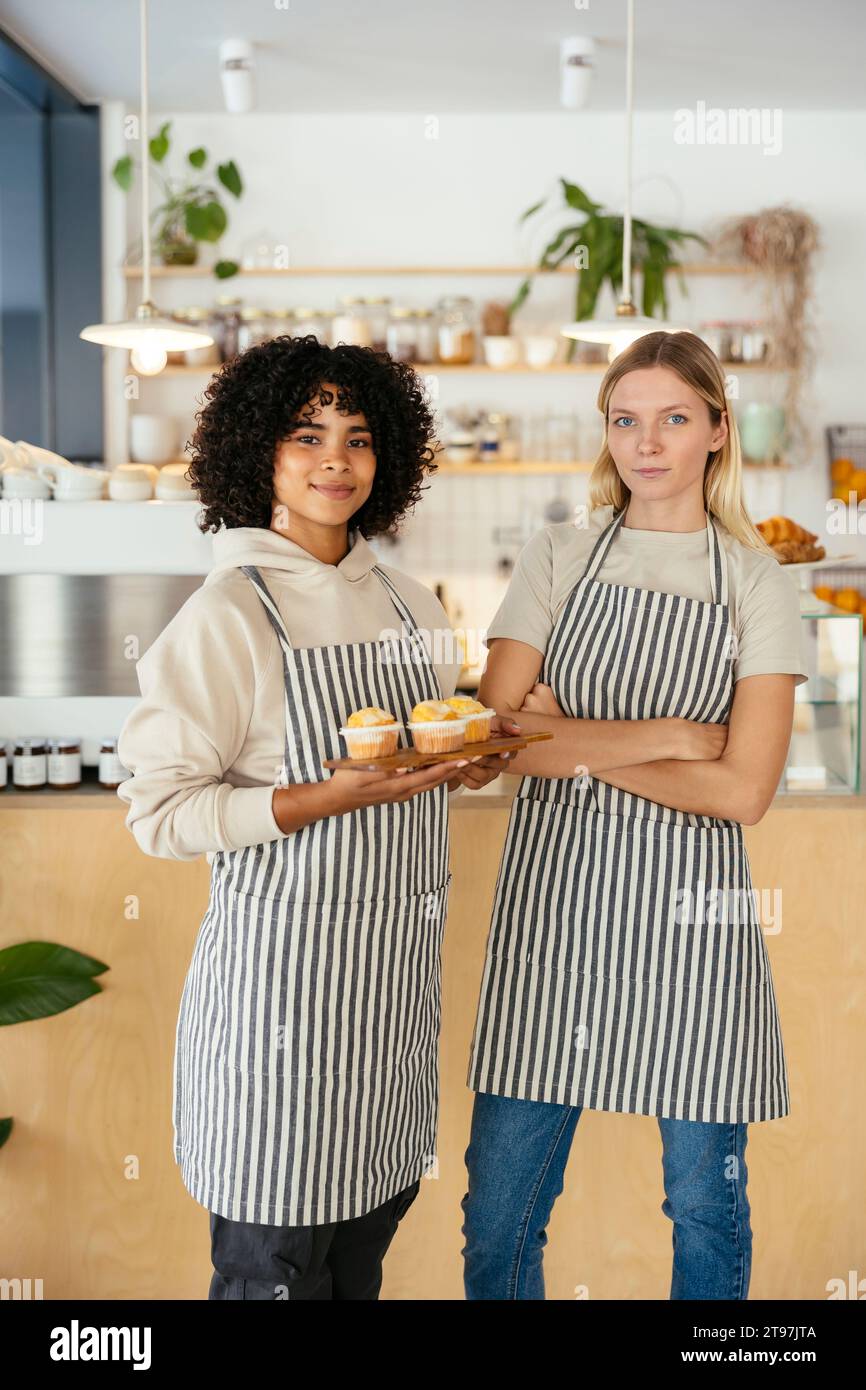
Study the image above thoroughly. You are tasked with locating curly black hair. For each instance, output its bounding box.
[185,335,439,537]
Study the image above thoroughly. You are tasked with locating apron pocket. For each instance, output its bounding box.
[215,880,451,1078]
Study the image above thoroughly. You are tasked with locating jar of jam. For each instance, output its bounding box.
[99,738,130,790]
[48,737,82,788]
[13,738,47,788]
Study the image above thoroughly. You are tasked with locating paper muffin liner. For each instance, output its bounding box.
[339,723,402,760]
[406,718,467,754]
[463,708,496,743]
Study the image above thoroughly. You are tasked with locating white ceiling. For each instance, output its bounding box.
[1,0,864,112]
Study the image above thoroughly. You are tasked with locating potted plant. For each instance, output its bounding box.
[113,121,243,279]
[511,179,708,357]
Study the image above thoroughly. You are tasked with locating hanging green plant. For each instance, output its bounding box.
[112,121,243,279]
[511,179,709,356]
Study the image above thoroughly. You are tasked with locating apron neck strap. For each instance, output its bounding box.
[583,506,729,606]
[240,562,426,652]
[706,513,729,607]
[583,505,628,583]
[241,565,294,649]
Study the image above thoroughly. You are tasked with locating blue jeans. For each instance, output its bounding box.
[461,1090,751,1300]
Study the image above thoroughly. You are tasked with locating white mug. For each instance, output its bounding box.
[482,336,521,369]
[2,467,51,499]
[109,464,156,501]
[523,336,559,369]
[130,415,180,465]
[37,461,108,499]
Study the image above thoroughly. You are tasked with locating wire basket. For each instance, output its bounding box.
[826,425,866,472]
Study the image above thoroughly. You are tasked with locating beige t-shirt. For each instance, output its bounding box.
[487,505,809,686]
[117,526,464,863]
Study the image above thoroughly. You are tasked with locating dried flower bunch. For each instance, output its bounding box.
[716,206,820,448]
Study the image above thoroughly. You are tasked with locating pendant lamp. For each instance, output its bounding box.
[80,0,215,375]
[561,0,685,362]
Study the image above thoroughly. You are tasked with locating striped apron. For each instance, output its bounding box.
[173,562,452,1225]
[467,507,789,1124]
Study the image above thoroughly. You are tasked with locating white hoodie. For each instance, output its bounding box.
[117,526,463,861]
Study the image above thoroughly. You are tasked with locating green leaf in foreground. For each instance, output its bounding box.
[0,942,109,1026]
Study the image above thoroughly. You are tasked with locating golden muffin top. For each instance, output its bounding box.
[346,706,397,728]
[410,699,459,723]
[445,696,487,717]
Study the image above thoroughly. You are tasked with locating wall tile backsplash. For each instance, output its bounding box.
[372,466,789,676]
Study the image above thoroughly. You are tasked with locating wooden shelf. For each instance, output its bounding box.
[121,261,759,279]
[146,360,777,377]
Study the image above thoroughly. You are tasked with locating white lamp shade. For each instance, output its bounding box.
[562,316,687,360]
[80,317,215,351]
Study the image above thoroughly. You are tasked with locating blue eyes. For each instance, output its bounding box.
[612,414,687,427]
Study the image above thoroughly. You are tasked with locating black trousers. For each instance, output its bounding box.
[208,1180,421,1300]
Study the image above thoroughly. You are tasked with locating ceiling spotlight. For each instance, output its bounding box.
[220,39,255,114]
[560,36,595,110]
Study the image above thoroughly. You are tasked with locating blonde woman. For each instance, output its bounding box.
[461,330,806,1300]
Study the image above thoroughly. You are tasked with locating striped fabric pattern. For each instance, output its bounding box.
[467,509,789,1123]
[173,565,451,1225]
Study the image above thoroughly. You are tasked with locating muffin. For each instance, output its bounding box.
[407,699,466,755]
[339,706,401,760]
[444,696,496,743]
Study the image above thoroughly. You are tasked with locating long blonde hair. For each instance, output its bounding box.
[588,330,772,553]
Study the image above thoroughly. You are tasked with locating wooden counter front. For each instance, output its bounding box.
[1,782,863,1300]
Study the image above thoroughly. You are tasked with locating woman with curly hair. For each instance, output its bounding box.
[116,335,518,1300]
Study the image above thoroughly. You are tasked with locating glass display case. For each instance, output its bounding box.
[778,598,863,794]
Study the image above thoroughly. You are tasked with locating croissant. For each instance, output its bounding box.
[770,539,826,564]
[756,515,818,545]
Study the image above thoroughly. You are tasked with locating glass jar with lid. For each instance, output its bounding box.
[363,297,391,352]
[332,296,373,348]
[386,307,418,363]
[271,308,288,347]
[213,295,244,362]
[237,307,271,354]
[176,307,221,367]
[290,307,329,344]
[485,412,520,461]
[99,738,130,790]
[48,737,82,788]
[413,308,436,364]
[699,321,726,360]
[741,320,769,363]
[436,296,477,365]
[13,737,47,788]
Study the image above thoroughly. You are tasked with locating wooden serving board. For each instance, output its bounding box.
[322,731,553,772]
